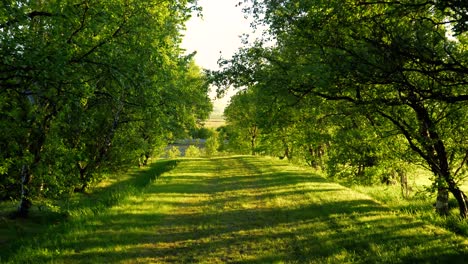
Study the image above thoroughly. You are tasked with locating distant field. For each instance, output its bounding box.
[2,156,468,263]
[204,118,225,129]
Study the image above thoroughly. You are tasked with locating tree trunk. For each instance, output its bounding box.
[408,101,467,217]
[307,146,318,168]
[317,145,324,169]
[250,125,258,155]
[437,167,468,218]
[398,169,409,198]
[435,187,449,216]
[284,146,290,160]
[138,153,150,168]
[75,165,89,193]
[449,187,468,218]
[79,183,88,193]
[438,167,468,218]
[251,135,256,155]
[17,125,46,217]
[17,165,32,218]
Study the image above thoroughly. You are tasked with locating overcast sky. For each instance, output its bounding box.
[181,0,254,113]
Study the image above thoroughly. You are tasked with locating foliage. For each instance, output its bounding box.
[223,89,262,155]
[204,131,220,157]
[190,127,215,139]
[167,146,182,159]
[218,124,254,155]
[212,0,468,217]
[185,145,202,158]
[0,0,211,216]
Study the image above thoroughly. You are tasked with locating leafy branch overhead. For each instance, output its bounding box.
[213,0,468,217]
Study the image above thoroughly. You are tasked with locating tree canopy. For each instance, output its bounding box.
[212,0,468,217]
[0,0,211,217]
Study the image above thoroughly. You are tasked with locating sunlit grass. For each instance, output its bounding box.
[2,156,468,263]
[348,168,468,236]
[204,118,226,129]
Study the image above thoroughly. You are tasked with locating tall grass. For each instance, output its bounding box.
[347,171,468,237]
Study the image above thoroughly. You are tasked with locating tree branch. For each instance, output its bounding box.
[67,2,90,44]
[376,109,430,162]
[70,20,126,63]
[454,150,468,177]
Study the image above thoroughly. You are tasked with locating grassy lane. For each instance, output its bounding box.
[5,156,468,263]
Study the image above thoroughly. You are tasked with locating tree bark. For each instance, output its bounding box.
[449,187,468,218]
[435,187,449,216]
[283,143,290,160]
[398,169,409,198]
[17,165,32,218]
[76,165,89,193]
[407,100,468,217]
[250,135,256,155]
[442,170,468,218]
[16,121,48,217]
[249,125,258,155]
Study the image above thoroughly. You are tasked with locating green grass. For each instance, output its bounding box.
[0,159,178,263]
[2,156,468,263]
[348,171,468,237]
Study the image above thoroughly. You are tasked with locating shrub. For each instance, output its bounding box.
[190,127,214,139]
[185,145,202,157]
[205,132,219,157]
[167,146,181,159]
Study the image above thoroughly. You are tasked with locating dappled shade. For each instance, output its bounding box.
[6,157,468,263]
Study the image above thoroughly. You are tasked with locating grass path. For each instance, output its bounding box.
[5,156,468,263]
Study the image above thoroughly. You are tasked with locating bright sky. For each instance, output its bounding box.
[181,0,254,113]
[182,0,251,70]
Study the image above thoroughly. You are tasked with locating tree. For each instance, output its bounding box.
[0,0,209,217]
[224,89,261,155]
[213,0,468,217]
[205,131,220,157]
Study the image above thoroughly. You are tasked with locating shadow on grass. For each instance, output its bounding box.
[0,159,178,262]
[70,159,179,211]
[4,156,468,263]
[33,202,466,263]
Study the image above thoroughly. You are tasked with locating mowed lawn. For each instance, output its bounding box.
[5,156,468,263]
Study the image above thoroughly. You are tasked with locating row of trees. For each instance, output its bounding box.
[0,0,212,217]
[212,1,468,217]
